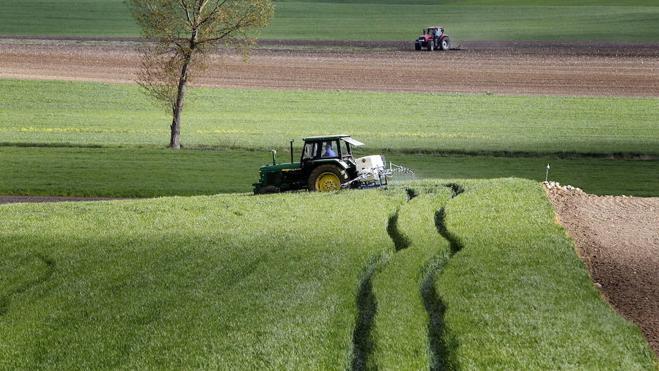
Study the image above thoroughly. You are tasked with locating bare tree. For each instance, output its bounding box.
[128,0,274,149]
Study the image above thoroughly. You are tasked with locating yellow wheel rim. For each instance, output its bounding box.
[316,173,341,192]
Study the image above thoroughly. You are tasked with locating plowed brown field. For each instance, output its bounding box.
[1,39,658,96]
[549,188,659,355]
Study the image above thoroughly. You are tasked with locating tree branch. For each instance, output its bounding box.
[193,0,210,24]
[196,0,228,29]
[197,11,254,45]
[179,0,193,26]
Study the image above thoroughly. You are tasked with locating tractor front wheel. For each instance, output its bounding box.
[308,165,348,192]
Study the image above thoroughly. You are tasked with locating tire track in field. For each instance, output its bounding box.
[351,185,464,370]
[422,183,464,371]
[386,207,411,252]
[351,254,384,371]
[0,253,55,316]
[351,189,416,370]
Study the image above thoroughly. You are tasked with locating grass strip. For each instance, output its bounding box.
[2,79,658,155]
[436,178,657,369]
[370,188,452,370]
[1,146,657,197]
[0,0,658,42]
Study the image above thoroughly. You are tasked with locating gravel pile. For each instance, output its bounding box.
[543,181,583,193]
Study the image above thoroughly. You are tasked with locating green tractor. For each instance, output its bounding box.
[253,135,395,194]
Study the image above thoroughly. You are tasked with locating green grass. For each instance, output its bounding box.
[1,146,657,197]
[436,178,656,368]
[1,79,656,197]
[1,179,655,368]
[401,153,659,197]
[1,0,658,42]
[2,80,658,156]
[267,1,659,42]
[0,147,263,197]
[0,190,403,369]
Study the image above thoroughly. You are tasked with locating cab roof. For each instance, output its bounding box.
[303,134,364,146]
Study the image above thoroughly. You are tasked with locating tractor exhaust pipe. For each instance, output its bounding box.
[271,149,277,165]
[290,139,294,163]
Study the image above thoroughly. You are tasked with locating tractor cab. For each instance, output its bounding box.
[297,135,363,191]
[424,27,443,37]
[300,135,362,164]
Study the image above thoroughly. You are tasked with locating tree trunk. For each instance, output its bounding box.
[169,28,198,149]
[169,57,190,149]
[169,110,182,149]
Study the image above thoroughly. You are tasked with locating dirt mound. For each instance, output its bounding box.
[547,185,659,355]
[1,38,658,96]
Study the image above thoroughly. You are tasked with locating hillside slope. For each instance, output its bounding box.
[0,191,403,369]
[0,179,655,368]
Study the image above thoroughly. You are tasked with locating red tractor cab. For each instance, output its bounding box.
[415,26,451,51]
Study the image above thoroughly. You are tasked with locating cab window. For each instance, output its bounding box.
[321,140,338,158]
[341,140,351,158]
[302,142,318,160]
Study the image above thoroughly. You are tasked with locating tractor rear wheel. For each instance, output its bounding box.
[441,37,450,51]
[308,165,348,192]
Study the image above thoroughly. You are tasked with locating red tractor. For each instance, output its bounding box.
[415,26,451,51]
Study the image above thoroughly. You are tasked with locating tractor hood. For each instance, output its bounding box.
[259,162,301,173]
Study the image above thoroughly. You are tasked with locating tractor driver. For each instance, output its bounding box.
[322,142,337,157]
